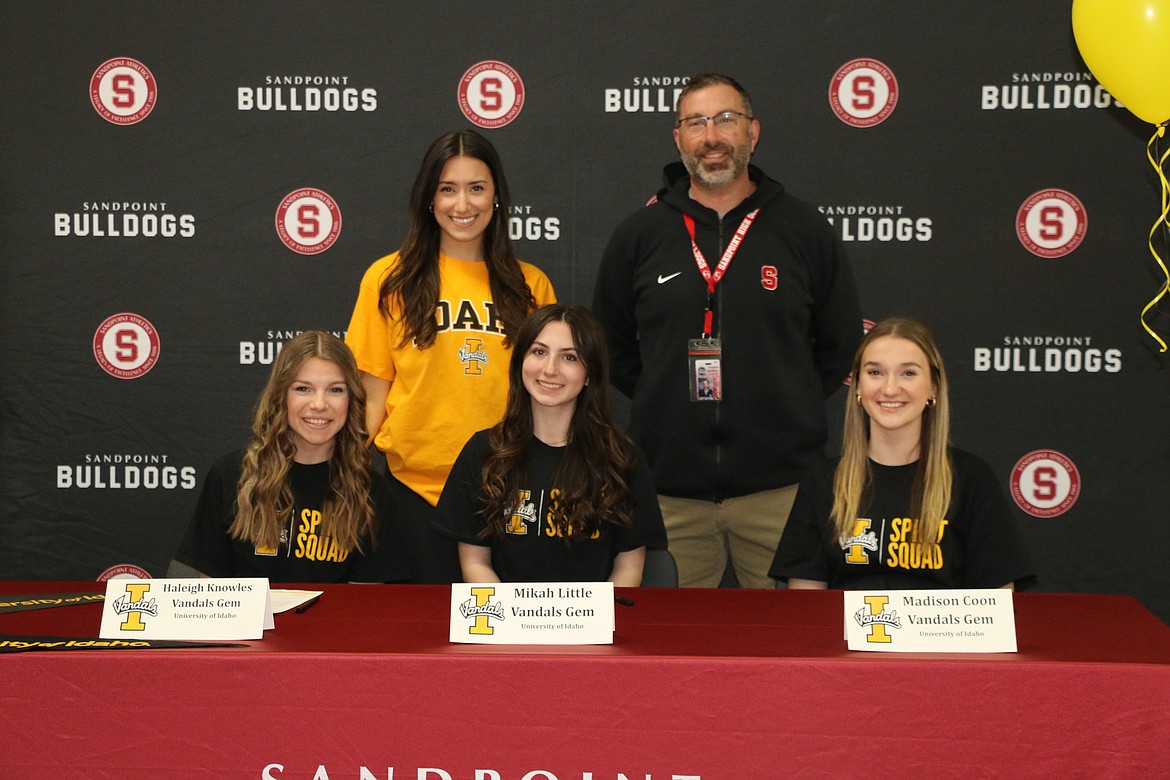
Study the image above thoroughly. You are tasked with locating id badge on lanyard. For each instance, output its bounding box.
[683,209,759,403]
[689,337,722,402]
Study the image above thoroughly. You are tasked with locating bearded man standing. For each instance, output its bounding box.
[592,72,863,588]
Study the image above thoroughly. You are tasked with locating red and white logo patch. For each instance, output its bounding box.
[1016,189,1087,258]
[829,58,898,127]
[1010,449,1081,518]
[93,313,161,380]
[276,188,342,255]
[760,265,778,291]
[458,60,525,129]
[90,57,157,125]
[97,564,152,581]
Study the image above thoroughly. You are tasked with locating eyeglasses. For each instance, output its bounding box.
[675,111,753,134]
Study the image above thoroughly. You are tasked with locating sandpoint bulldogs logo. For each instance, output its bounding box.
[90,57,157,125]
[603,75,688,113]
[458,60,525,129]
[830,58,898,127]
[1011,449,1081,518]
[1016,189,1087,258]
[93,313,160,379]
[508,204,561,242]
[981,71,1119,112]
[276,189,342,255]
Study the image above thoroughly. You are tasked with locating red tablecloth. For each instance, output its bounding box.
[3,582,1169,779]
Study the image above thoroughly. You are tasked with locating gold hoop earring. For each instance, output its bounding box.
[926,396,937,409]
[855,392,862,404]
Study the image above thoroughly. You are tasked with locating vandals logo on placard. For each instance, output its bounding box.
[458,61,524,128]
[90,57,157,125]
[110,582,158,631]
[93,313,160,379]
[276,189,342,255]
[1011,449,1081,518]
[854,595,901,643]
[1016,189,1086,258]
[459,586,505,636]
[829,59,899,127]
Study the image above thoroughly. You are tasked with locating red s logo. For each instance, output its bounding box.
[1031,466,1058,501]
[1038,206,1064,241]
[115,328,138,362]
[297,203,320,239]
[479,77,503,112]
[852,75,876,111]
[112,74,136,108]
[761,266,778,291]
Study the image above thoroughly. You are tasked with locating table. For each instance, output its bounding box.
[3,582,1169,779]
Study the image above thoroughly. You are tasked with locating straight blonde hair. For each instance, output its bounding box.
[832,316,952,549]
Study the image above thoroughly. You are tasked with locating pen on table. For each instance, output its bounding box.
[615,595,635,607]
[295,595,321,613]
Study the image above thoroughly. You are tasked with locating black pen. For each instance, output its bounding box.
[294,595,321,613]
[615,595,635,607]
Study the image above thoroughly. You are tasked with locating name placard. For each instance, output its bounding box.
[99,578,273,641]
[450,582,615,645]
[844,589,1017,653]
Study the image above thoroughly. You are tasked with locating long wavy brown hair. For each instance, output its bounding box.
[833,316,952,549]
[228,331,377,553]
[478,304,637,540]
[378,129,534,348]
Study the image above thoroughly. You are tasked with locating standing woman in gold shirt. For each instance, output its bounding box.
[346,130,555,582]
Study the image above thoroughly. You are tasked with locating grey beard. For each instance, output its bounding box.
[681,146,751,188]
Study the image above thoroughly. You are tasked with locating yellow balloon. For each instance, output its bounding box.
[1072,0,1170,124]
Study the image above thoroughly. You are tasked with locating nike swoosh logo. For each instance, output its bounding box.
[657,272,682,284]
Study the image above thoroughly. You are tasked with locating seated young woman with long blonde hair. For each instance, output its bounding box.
[770,316,1033,590]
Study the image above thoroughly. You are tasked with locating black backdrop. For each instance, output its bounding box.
[3,2,1168,621]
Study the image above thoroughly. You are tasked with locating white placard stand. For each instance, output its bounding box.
[450,582,615,645]
[844,589,1017,652]
[99,578,273,641]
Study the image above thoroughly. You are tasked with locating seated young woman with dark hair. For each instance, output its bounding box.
[435,304,667,585]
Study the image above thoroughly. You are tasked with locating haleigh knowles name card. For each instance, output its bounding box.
[99,578,272,641]
[450,582,615,645]
[844,589,1017,652]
